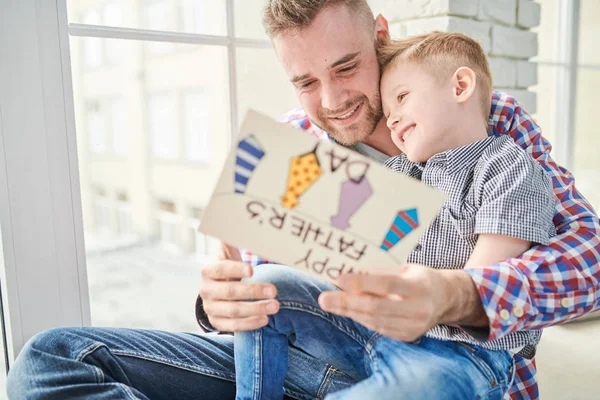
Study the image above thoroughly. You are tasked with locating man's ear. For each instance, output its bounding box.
[452,67,477,104]
[375,14,390,42]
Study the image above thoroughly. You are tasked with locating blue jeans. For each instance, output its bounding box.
[6,265,513,400]
[234,265,515,400]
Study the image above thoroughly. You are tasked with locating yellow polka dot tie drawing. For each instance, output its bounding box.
[281,145,323,209]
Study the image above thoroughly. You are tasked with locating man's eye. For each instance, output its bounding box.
[300,81,315,89]
[398,93,408,102]
[339,64,356,73]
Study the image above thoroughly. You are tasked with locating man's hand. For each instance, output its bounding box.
[318,264,488,342]
[198,242,280,332]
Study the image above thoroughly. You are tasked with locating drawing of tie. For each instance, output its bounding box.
[235,134,265,194]
[281,145,322,208]
[331,177,373,230]
[380,208,419,251]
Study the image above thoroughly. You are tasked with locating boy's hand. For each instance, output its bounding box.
[198,242,279,332]
[318,264,488,342]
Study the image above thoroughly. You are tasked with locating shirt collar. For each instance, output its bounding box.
[426,135,498,176]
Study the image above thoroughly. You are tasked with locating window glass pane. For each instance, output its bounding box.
[235,0,268,40]
[236,48,298,125]
[578,0,600,65]
[110,98,128,156]
[70,36,228,331]
[573,68,600,211]
[531,64,558,154]
[81,9,103,68]
[87,100,107,154]
[149,94,178,159]
[184,91,210,161]
[532,0,559,63]
[67,0,227,37]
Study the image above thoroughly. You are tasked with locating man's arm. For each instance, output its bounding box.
[464,92,600,341]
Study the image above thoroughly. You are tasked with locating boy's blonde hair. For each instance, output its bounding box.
[378,32,492,120]
[262,0,374,38]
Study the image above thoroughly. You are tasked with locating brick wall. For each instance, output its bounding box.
[369,0,541,112]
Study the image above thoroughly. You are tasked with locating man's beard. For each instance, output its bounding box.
[312,92,383,146]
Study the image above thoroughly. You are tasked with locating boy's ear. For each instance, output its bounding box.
[452,67,477,104]
[375,14,390,42]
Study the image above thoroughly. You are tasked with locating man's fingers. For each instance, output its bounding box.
[207,315,270,333]
[204,299,280,319]
[201,261,252,281]
[318,293,422,342]
[218,242,243,262]
[335,267,414,296]
[319,292,401,317]
[200,280,277,301]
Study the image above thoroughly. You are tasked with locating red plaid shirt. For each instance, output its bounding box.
[240,91,600,400]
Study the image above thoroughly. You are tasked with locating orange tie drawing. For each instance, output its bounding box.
[281,144,323,208]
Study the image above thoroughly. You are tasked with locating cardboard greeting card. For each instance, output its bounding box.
[199,110,445,282]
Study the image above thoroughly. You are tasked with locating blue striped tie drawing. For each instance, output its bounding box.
[235,134,265,194]
[380,208,419,251]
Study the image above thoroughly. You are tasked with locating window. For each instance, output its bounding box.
[87,100,107,154]
[183,91,209,161]
[110,98,128,156]
[572,0,600,211]
[63,0,296,333]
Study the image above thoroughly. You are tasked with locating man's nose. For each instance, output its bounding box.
[321,82,349,113]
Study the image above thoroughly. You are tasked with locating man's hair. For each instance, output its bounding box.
[262,0,375,38]
[378,32,493,120]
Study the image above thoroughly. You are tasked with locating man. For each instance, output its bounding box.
[7,1,600,399]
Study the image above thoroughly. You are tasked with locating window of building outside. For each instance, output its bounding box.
[184,91,210,161]
[67,0,298,332]
[86,100,107,154]
[149,94,179,160]
[110,98,128,156]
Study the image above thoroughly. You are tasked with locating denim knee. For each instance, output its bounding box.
[7,328,69,397]
[246,264,337,305]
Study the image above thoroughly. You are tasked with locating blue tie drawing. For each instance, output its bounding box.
[235,134,265,194]
[380,208,419,251]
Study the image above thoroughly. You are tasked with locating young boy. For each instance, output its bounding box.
[234,32,556,400]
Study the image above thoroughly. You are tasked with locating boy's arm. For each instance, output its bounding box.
[460,91,600,342]
[464,235,531,270]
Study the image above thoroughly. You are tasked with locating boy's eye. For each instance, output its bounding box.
[398,93,408,102]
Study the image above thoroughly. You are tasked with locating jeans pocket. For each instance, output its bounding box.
[455,342,508,390]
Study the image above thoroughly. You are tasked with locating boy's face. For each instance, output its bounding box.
[381,60,459,163]
[272,6,383,145]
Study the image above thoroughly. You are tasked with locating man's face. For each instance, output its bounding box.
[381,60,458,163]
[273,6,383,145]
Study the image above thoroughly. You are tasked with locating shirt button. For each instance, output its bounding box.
[561,298,572,308]
[500,309,511,320]
[414,244,422,251]
[512,307,524,318]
